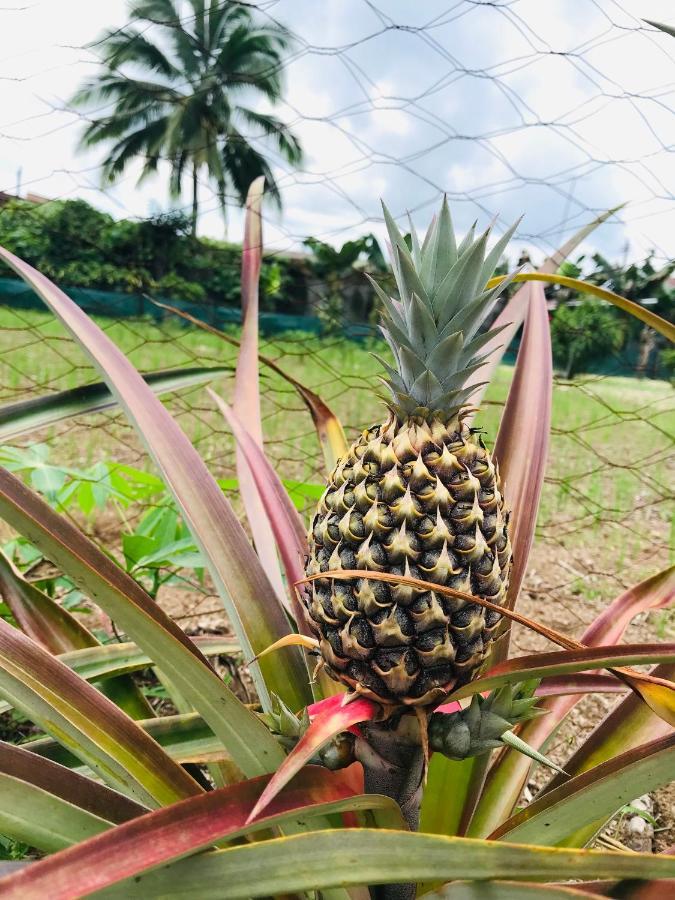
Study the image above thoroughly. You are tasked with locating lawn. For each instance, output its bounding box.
[0,303,673,641]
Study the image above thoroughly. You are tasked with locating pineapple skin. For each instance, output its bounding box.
[306,413,511,709]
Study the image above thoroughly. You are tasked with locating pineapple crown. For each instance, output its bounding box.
[369,198,519,421]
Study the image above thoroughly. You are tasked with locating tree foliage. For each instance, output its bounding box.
[0,198,296,309]
[72,0,303,234]
[550,300,626,379]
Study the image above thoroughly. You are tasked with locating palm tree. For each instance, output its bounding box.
[73,0,303,235]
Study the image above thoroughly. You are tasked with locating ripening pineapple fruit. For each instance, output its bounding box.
[305,198,518,709]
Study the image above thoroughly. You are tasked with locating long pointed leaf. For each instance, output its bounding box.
[0,548,95,653]
[0,740,144,852]
[233,177,288,607]
[0,636,238,718]
[41,830,675,899]
[460,282,552,831]
[0,549,153,720]
[0,465,286,777]
[493,281,551,615]
[0,768,404,900]
[470,567,675,837]
[210,392,340,697]
[0,245,310,713]
[149,298,348,473]
[28,712,228,770]
[426,884,605,899]
[0,617,201,806]
[448,644,675,700]
[491,733,675,846]
[584,566,675,646]
[486,272,675,342]
[0,775,113,853]
[0,740,145,824]
[0,367,230,443]
[247,696,379,823]
[208,389,308,630]
[541,661,675,847]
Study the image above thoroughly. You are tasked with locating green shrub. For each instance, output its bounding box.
[660,347,675,384]
[551,299,626,378]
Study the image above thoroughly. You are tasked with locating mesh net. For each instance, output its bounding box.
[0,0,672,648]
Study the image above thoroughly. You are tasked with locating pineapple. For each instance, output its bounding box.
[305,198,516,709]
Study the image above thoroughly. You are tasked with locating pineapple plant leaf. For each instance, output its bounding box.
[0,366,231,444]
[0,181,674,899]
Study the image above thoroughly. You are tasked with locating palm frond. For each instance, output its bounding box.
[221,126,281,208]
[71,0,302,216]
[97,28,179,78]
[237,107,303,166]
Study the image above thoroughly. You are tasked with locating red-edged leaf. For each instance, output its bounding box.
[0,549,153,720]
[448,644,675,700]
[436,677,624,704]
[208,390,308,632]
[468,568,675,837]
[490,733,675,846]
[0,767,404,900]
[0,740,146,824]
[0,617,201,806]
[0,245,310,713]
[211,392,343,699]
[542,663,675,796]
[493,280,551,615]
[246,696,379,823]
[232,178,287,606]
[0,549,95,653]
[147,298,348,475]
[535,675,626,698]
[583,566,675,647]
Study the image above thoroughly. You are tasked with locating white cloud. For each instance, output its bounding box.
[0,0,672,261]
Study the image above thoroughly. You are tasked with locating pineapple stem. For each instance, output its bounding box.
[356,715,424,900]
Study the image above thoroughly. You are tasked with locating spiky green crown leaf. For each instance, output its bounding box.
[371,198,519,420]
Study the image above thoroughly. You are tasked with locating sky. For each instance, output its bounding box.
[0,0,674,267]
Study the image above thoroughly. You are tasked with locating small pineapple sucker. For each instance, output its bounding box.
[305,198,517,711]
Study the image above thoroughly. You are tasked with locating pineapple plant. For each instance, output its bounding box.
[306,199,517,710]
[0,178,673,900]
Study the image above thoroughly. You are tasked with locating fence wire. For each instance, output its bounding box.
[0,0,673,651]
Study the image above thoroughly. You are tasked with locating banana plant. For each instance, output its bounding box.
[0,180,673,899]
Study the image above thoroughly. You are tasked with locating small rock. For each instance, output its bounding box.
[628,816,647,835]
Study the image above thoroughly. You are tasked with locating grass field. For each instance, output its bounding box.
[1,304,673,640]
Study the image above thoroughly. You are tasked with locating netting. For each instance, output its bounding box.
[0,0,672,654]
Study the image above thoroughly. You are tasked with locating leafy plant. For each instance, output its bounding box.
[551,300,626,378]
[0,197,306,309]
[660,347,675,384]
[0,182,673,899]
[304,233,388,327]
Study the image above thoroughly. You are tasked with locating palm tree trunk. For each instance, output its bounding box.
[218,183,228,241]
[191,164,199,237]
